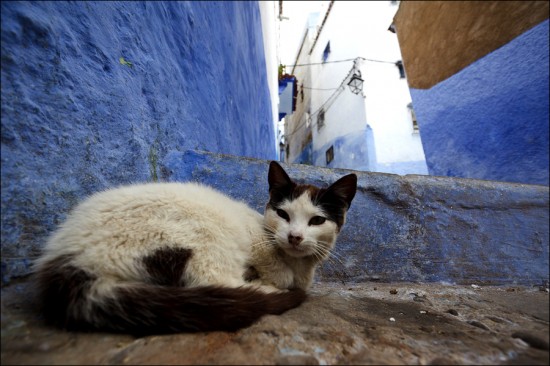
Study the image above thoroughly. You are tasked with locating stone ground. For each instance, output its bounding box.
[1,279,548,365]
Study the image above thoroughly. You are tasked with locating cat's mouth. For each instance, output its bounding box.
[281,244,312,257]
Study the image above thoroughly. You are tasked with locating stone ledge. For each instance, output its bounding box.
[162,150,549,285]
[2,149,548,286]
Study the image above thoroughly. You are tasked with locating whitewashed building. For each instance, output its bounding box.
[282,1,428,174]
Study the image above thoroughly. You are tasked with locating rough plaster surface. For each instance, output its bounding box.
[162,150,549,286]
[2,280,548,365]
[1,1,274,283]
[409,19,549,185]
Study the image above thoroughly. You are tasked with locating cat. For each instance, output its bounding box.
[33,161,357,335]
[247,161,357,291]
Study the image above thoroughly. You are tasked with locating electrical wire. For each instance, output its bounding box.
[285,56,396,68]
[302,86,339,91]
[284,58,363,141]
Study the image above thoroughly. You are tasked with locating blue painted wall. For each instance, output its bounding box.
[1,1,275,283]
[411,20,549,185]
[294,142,313,165]
[313,129,374,172]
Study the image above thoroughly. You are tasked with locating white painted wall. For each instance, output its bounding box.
[283,12,319,163]
[258,1,281,159]
[285,1,428,175]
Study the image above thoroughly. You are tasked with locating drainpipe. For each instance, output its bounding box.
[308,0,334,55]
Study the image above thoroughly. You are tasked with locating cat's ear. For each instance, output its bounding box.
[268,161,294,191]
[324,174,357,208]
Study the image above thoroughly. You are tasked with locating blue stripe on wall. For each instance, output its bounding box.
[410,19,549,185]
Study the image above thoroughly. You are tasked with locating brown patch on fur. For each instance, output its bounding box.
[142,247,192,286]
[268,184,320,208]
[291,184,320,200]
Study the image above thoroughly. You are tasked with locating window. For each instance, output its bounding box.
[407,103,419,132]
[322,41,331,63]
[317,108,325,130]
[326,145,334,165]
[396,61,406,79]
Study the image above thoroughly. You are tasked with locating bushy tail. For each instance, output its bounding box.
[35,257,306,335]
[94,284,306,334]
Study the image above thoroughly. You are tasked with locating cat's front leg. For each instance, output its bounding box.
[245,265,294,290]
[292,267,316,290]
[259,265,295,290]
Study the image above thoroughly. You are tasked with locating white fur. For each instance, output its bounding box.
[35,182,264,293]
[252,191,341,290]
[264,191,338,258]
[35,181,345,293]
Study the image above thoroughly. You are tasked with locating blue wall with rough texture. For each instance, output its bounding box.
[1,1,274,283]
[411,20,549,185]
[294,142,313,165]
[314,130,372,171]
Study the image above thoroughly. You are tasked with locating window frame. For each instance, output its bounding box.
[322,41,331,63]
[326,145,334,165]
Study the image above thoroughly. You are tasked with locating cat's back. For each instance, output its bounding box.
[41,182,261,260]
[72,182,253,220]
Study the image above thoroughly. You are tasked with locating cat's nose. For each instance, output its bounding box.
[288,233,303,247]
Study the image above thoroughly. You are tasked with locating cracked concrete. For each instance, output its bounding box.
[2,279,548,365]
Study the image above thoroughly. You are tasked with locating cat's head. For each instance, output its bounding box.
[264,161,357,259]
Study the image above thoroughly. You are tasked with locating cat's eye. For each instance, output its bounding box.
[276,209,290,222]
[309,216,326,226]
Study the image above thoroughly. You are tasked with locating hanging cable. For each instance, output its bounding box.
[284,58,363,140]
[286,56,396,68]
[302,86,339,91]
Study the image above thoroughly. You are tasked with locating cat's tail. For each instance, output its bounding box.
[34,256,306,335]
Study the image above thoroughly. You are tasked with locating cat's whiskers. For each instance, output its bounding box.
[262,222,279,234]
[309,247,325,263]
[251,240,273,247]
[312,244,346,268]
[250,239,276,251]
[315,241,345,261]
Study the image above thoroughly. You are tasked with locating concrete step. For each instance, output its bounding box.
[162,150,549,286]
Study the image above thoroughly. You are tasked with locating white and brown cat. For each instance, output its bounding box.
[34,161,357,335]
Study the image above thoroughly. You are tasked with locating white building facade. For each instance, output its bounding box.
[284,1,428,175]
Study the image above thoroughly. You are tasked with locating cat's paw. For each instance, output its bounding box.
[245,280,288,294]
[259,285,289,294]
